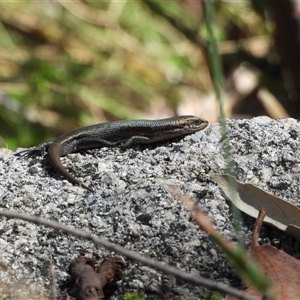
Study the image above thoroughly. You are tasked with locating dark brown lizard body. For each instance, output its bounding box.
[17,116,208,191]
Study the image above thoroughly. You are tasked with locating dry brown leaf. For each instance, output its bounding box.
[64,254,125,300]
[226,209,300,300]
[210,174,300,238]
[167,186,270,300]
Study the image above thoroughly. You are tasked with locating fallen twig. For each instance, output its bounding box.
[0,209,254,300]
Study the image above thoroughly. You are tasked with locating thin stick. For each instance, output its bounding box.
[0,209,255,300]
[49,263,57,300]
[252,209,267,248]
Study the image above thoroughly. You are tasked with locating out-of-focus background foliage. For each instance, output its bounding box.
[0,0,299,149]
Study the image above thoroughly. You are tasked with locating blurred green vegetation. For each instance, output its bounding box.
[0,1,283,149]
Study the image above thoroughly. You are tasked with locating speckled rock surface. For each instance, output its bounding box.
[1,116,300,299]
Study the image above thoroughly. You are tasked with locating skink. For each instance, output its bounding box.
[17,116,208,192]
